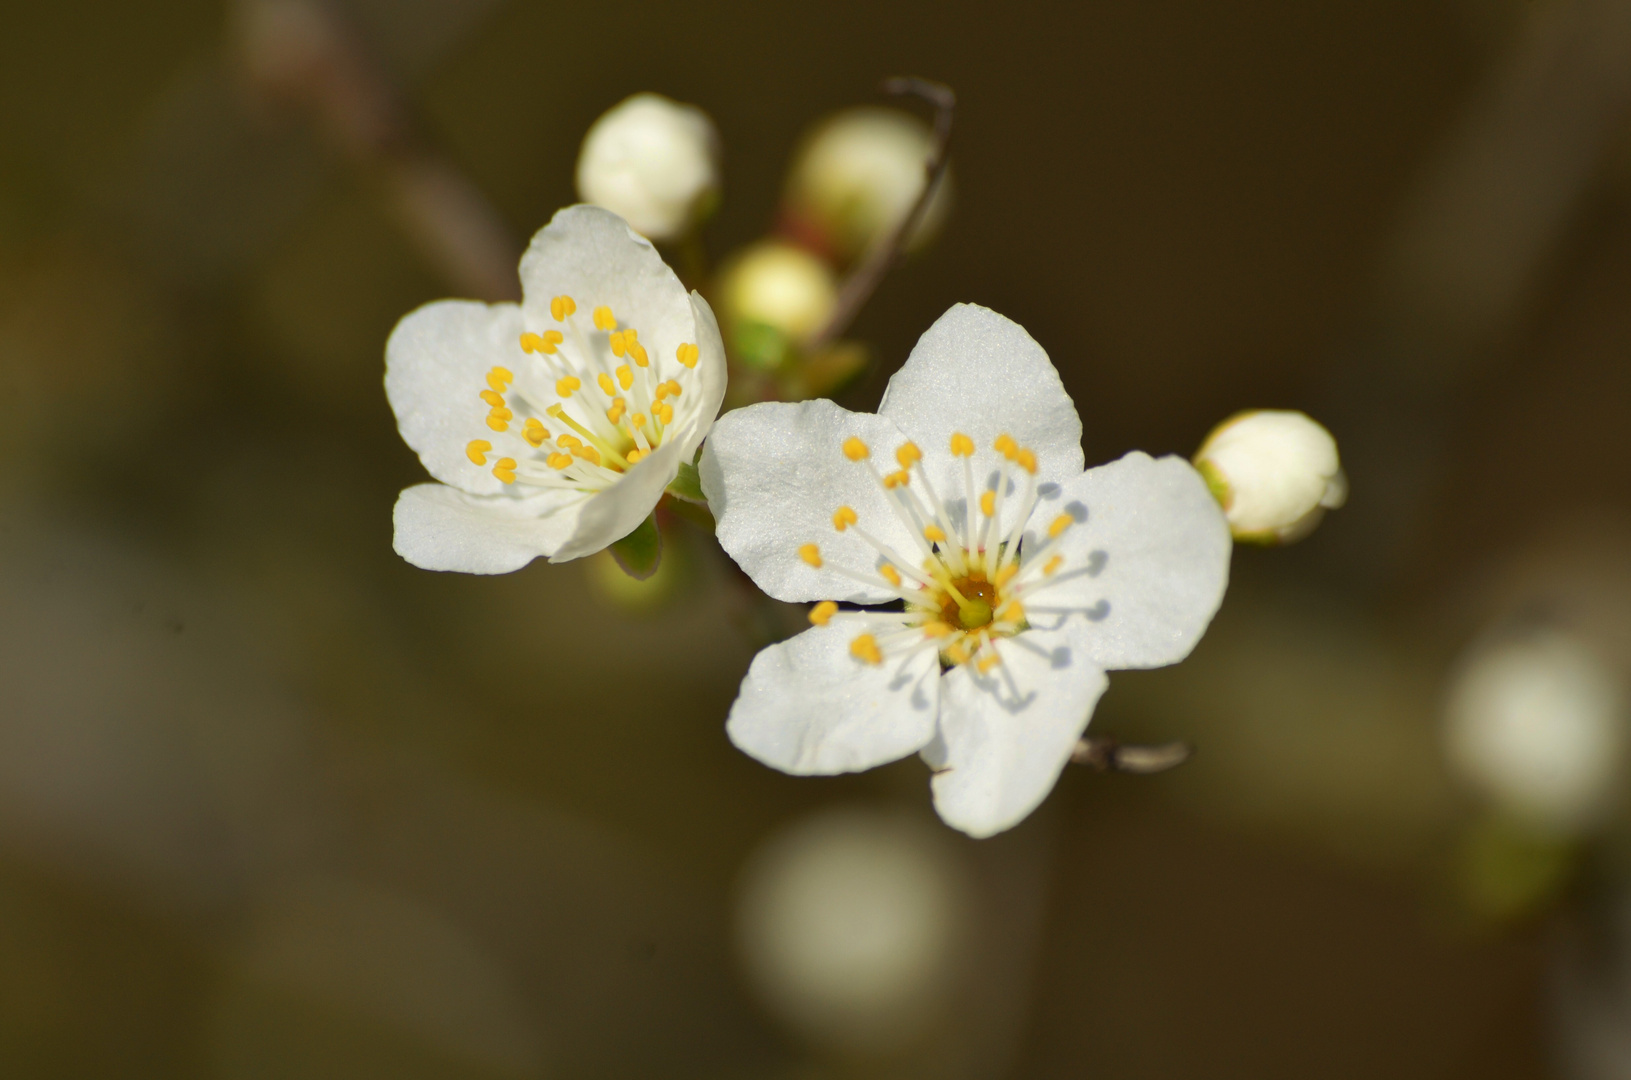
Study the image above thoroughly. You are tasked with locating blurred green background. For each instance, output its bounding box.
[5,0,1631,1076]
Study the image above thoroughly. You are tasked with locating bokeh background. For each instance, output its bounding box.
[5,0,1631,1076]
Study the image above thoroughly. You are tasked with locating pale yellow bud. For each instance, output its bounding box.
[1194,409,1346,544]
[576,93,720,242]
[718,240,838,346]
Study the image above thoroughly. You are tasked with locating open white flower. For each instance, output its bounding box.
[700,304,1231,837]
[386,205,726,573]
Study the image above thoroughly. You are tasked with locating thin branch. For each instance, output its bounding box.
[805,77,955,351]
[1071,737,1194,774]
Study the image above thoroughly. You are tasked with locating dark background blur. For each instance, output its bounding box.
[4,0,1630,1076]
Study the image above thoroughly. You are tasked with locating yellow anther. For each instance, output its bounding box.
[654,401,674,425]
[1048,513,1073,539]
[609,330,627,357]
[547,452,573,469]
[523,419,548,447]
[519,332,544,353]
[629,341,649,367]
[809,601,839,627]
[995,563,1020,587]
[631,413,647,430]
[1015,448,1038,474]
[626,447,646,465]
[662,380,683,399]
[1043,554,1064,576]
[606,398,627,424]
[573,445,602,467]
[465,439,492,466]
[945,642,971,666]
[842,436,870,461]
[980,490,997,517]
[924,524,947,543]
[977,652,1003,674]
[922,621,953,639]
[546,403,564,418]
[896,442,922,468]
[832,506,858,531]
[557,434,582,450]
[998,601,1025,623]
[616,364,633,390]
[542,329,563,351]
[493,458,517,484]
[879,564,902,588]
[480,389,505,407]
[487,366,514,392]
[993,433,1018,459]
[950,432,975,457]
[550,295,576,321]
[597,373,617,396]
[555,376,581,397]
[883,470,910,489]
[593,306,615,330]
[850,634,882,665]
[486,413,510,432]
[487,406,513,421]
[676,343,700,368]
[799,543,823,568]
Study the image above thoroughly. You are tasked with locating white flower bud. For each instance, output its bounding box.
[1443,629,1627,831]
[783,106,952,261]
[718,240,838,347]
[575,93,720,242]
[1193,409,1347,544]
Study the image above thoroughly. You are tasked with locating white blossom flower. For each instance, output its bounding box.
[1193,409,1346,544]
[576,93,721,243]
[700,304,1231,837]
[386,205,726,573]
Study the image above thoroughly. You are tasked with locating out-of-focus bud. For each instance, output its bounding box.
[1443,628,1628,832]
[716,241,838,370]
[1193,409,1347,544]
[575,93,720,242]
[734,805,970,1056]
[782,106,952,262]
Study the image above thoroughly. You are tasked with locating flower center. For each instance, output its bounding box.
[462,295,701,493]
[942,576,995,630]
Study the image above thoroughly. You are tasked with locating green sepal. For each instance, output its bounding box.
[666,461,707,504]
[608,513,663,581]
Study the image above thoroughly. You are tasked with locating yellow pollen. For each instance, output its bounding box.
[842,436,870,461]
[977,652,1003,674]
[832,506,858,531]
[607,398,627,424]
[556,376,581,396]
[550,296,577,321]
[950,432,975,457]
[480,389,504,407]
[850,634,882,665]
[519,332,544,353]
[922,621,952,638]
[1048,513,1073,539]
[924,524,947,543]
[883,470,910,488]
[557,434,582,450]
[631,413,647,430]
[809,601,839,626]
[616,364,633,390]
[995,563,1020,587]
[593,306,615,331]
[487,367,514,392]
[799,543,823,568]
[523,419,548,447]
[676,343,699,368]
[493,457,517,484]
[608,330,627,357]
[946,642,971,666]
[1043,554,1064,576]
[486,413,509,432]
[656,380,682,400]
[993,433,1018,459]
[465,439,492,466]
[880,564,902,588]
[1015,448,1038,474]
[654,401,674,425]
[626,447,646,465]
[999,601,1025,622]
[980,490,996,517]
[593,373,612,396]
[547,452,573,469]
[573,445,602,467]
[542,329,563,351]
[896,442,922,468]
[487,406,513,421]
[629,341,649,367]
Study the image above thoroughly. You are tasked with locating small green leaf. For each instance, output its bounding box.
[667,461,707,504]
[608,513,663,580]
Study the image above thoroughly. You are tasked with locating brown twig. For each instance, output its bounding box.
[1070,737,1194,774]
[805,77,955,351]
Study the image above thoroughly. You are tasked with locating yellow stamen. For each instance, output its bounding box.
[629,341,649,367]
[998,601,1025,622]
[809,601,839,626]
[842,436,870,462]
[799,543,823,568]
[980,490,996,517]
[995,563,1020,587]
[556,376,581,397]
[850,634,882,665]
[896,442,922,468]
[523,419,548,447]
[547,452,573,469]
[493,458,517,484]
[609,330,627,357]
[593,306,615,331]
[542,329,563,352]
[993,433,1018,459]
[573,445,602,467]
[626,447,646,465]
[1048,513,1073,539]
[487,367,514,392]
[924,525,947,543]
[487,406,513,421]
[922,621,952,638]
[676,343,699,368]
[880,564,902,588]
[656,380,682,400]
[519,332,544,353]
[977,652,1003,674]
[883,470,910,488]
[550,295,576,321]
[945,642,971,666]
[832,506,858,531]
[465,439,492,466]
[616,364,633,390]
[1043,554,1064,576]
[950,432,975,457]
[653,401,674,425]
[522,330,563,354]
[480,389,504,407]
[631,413,647,430]
[486,413,510,432]
[597,373,616,396]
[557,433,582,450]
[1015,448,1038,475]
[607,398,627,424]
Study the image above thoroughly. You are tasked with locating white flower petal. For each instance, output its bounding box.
[701,400,921,604]
[392,482,586,574]
[924,622,1109,838]
[518,205,693,373]
[879,304,1084,497]
[727,624,941,775]
[674,291,727,461]
[1030,452,1230,670]
[549,434,686,563]
[384,300,525,496]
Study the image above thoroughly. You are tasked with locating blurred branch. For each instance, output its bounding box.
[1070,737,1193,774]
[233,0,522,301]
[806,77,954,350]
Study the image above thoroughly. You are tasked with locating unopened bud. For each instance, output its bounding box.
[1193,409,1346,544]
[782,106,952,262]
[1444,629,1627,832]
[717,241,838,368]
[576,93,720,242]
